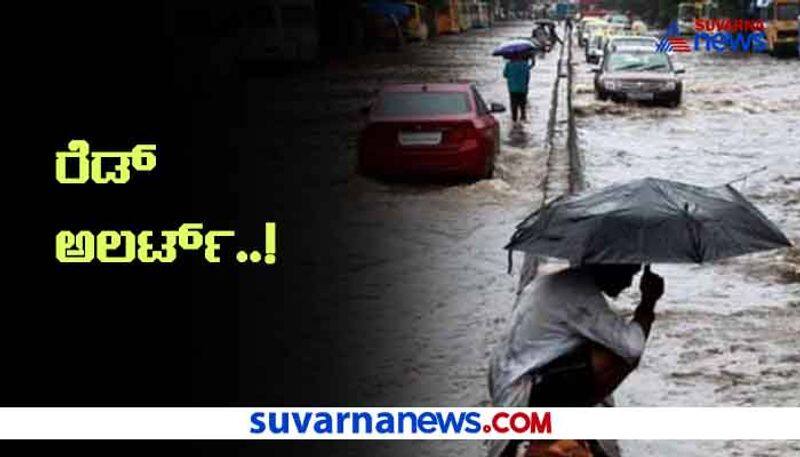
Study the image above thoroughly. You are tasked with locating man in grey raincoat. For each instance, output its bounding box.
[488,264,664,457]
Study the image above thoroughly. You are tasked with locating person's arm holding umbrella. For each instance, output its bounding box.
[632,265,663,338]
[594,266,664,404]
[562,265,665,405]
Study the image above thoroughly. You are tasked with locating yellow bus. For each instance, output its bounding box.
[764,0,799,56]
[436,0,462,34]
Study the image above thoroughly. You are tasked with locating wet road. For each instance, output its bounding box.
[239,21,799,457]
[240,21,557,457]
[572,35,800,457]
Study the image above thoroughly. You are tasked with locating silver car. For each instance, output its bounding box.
[593,47,685,107]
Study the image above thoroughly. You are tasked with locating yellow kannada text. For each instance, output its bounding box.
[55,139,157,184]
[55,223,234,263]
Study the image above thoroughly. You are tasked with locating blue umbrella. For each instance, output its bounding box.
[492,39,537,57]
[365,0,411,20]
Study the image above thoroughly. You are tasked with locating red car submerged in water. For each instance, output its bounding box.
[359,83,505,180]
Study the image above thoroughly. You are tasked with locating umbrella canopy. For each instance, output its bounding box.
[492,38,537,57]
[365,0,410,20]
[506,177,792,266]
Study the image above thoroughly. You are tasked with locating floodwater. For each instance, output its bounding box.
[239,20,799,457]
[572,39,800,457]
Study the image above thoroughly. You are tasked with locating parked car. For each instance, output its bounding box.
[593,47,685,107]
[586,23,626,63]
[605,13,631,29]
[578,17,606,47]
[582,20,609,53]
[359,83,505,179]
[630,20,649,35]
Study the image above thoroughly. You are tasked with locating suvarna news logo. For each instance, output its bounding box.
[657,19,768,53]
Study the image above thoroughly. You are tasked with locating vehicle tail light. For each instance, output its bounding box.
[447,122,480,144]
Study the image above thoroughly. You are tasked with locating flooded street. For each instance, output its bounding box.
[572,39,800,457]
[238,20,798,457]
[240,21,559,457]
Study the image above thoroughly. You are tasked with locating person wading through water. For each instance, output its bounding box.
[503,53,534,125]
[488,264,665,457]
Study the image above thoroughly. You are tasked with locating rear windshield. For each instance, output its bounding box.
[375,92,471,116]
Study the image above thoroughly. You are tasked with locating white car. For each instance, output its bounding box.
[582,21,608,50]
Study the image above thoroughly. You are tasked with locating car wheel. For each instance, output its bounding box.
[482,155,495,180]
[667,91,682,108]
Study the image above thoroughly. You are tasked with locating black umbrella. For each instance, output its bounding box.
[506,177,792,267]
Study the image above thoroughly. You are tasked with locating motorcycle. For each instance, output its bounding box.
[531,26,556,54]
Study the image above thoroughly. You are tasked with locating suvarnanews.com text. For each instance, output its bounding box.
[250,410,552,437]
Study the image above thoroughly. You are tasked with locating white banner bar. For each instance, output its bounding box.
[0,408,797,440]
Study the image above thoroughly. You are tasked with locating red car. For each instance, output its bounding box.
[359,83,505,179]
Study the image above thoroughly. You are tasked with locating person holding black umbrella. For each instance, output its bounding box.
[488,263,664,457]
[487,177,792,457]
